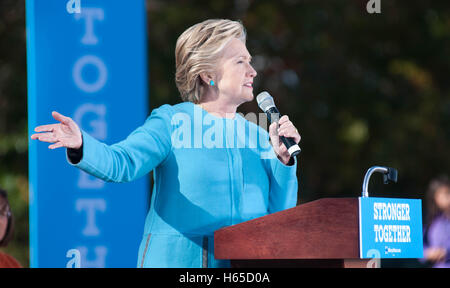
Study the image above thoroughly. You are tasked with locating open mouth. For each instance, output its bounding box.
[243,83,253,88]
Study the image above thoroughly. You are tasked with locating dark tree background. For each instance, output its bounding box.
[0,0,449,267]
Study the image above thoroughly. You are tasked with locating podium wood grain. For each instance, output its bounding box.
[214,198,367,267]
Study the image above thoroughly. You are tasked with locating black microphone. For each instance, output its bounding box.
[256,91,301,157]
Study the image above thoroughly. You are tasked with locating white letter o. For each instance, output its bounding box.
[73,55,107,93]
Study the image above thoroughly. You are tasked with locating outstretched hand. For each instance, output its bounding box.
[31,111,83,150]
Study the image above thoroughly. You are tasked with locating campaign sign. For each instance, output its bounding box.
[359,197,423,259]
[26,0,148,267]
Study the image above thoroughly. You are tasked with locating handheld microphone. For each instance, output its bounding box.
[256,91,301,157]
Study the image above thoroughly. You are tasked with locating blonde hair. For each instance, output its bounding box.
[175,19,246,103]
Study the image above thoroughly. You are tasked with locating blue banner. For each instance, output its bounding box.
[26,0,149,267]
[359,197,423,259]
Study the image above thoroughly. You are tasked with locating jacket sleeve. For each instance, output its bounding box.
[260,128,298,213]
[66,104,173,183]
[267,154,298,213]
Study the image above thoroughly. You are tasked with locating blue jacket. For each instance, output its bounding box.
[68,102,298,267]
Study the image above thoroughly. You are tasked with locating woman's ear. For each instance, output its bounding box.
[199,72,214,86]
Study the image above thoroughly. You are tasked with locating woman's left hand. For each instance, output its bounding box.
[269,115,301,165]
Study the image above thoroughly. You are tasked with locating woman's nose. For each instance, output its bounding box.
[247,63,257,78]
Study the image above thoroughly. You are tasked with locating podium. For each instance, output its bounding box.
[214,166,423,268]
[214,198,370,268]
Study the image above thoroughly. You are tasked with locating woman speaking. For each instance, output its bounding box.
[31,19,301,268]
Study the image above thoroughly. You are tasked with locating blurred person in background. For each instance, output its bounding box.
[423,175,450,268]
[0,188,22,268]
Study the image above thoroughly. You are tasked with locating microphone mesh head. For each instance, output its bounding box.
[256,91,275,112]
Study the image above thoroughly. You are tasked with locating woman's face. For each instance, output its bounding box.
[215,38,257,106]
[435,186,450,215]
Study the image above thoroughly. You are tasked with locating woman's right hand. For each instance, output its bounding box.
[31,111,83,150]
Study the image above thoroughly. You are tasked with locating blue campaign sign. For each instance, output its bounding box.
[26,0,149,267]
[359,197,423,259]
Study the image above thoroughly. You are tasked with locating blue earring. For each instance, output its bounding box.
[210,80,215,86]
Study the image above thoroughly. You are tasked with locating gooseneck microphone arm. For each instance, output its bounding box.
[362,166,398,197]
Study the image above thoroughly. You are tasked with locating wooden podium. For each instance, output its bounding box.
[214,198,371,268]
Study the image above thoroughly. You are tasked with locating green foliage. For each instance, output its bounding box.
[147,0,450,203]
[0,0,28,267]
